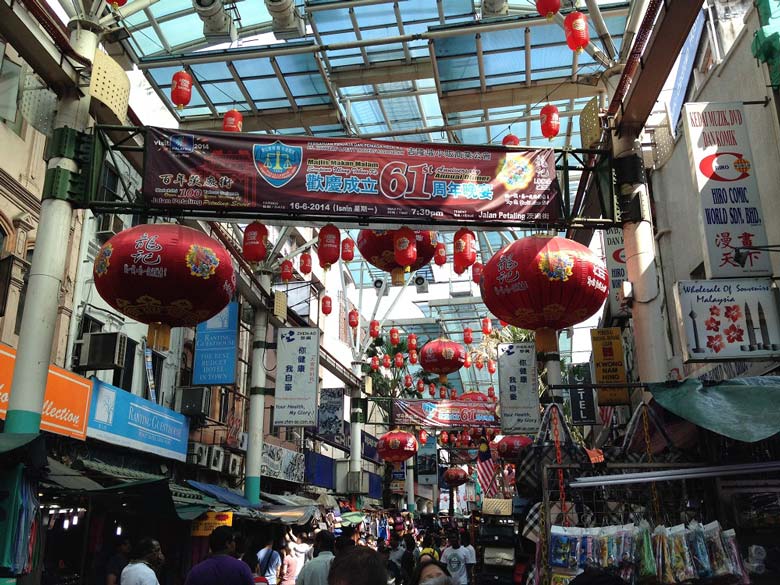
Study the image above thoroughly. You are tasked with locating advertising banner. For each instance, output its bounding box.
[417,436,439,486]
[193,301,238,385]
[568,388,597,426]
[603,228,630,318]
[88,380,189,461]
[144,127,561,225]
[317,387,344,440]
[675,278,780,361]
[191,511,233,537]
[497,342,540,434]
[262,442,305,484]
[274,327,320,426]
[392,399,498,428]
[682,102,771,278]
[590,328,630,405]
[0,344,92,440]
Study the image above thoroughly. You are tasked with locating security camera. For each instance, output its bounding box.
[414,275,426,287]
[373,278,385,290]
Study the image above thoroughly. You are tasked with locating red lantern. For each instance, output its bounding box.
[439,386,447,399]
[407,333,418,351]
[475,355,484,370]
[472,262,484,284]
[389,327,400,346]
[564,11,589,52]
[377,430,418,462]
[481,317,492,335]
[317,224,341,270]
[369,320,380,338]
[460,391,489,403]
[434,242,447,267]
[450,388,458,400]
[370,356,380,371]
[480,235,609,332]
[439,431,449,446]
[392,226,418,273]
[443,467,468,488]
[500,320,508,327]
[540,104,561,140]
[417,379,425,393]
[487,386,496,399]
[495,435,533,460]
[382,354,391,369]
[535,0,560,19]
[409,349,418,365]
[321,295,332,316]
[171,70,192,110]
[348,309,359,329]
[106,0,127,8]
[394,352,404,369]
[357,229,437,274]
[242,222,268,263]
[428,386,435,397]
[341,238,355,262]
[502,133,520,146]
[453,227,477,275]
[419,429,429,445]
[222,109,243,132]
[404,374,413,388]
[463,327,473,345]
[93,224,235,328]
[464,354,472,369]
[420,338,467,383]
[299,252,312,275]
[280,259,294,282]
[487,359,497,375]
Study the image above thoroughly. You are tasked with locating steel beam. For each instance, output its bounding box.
[179,106,339,131]
[329,59,434,87]
[439,79,603,113]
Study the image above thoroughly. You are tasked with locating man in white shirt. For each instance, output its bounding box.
[460,533,476,585]
[440,533,469,585]
[296,531,334,585]
[286,530,311,578]
[120,538,165,585]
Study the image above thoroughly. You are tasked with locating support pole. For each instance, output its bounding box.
[349,360,363,476]
[4,25,99,433]
[405,456,415,513]
[536,328,562,400]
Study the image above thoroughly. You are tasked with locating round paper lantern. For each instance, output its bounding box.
[299,252,312,275]
[280,259,294,282]
[480,235,609,334]
[222,109,243,132]
[370,356,380,371]
[439,386,447,399]
[242,222,268,263]
[481,317,492,335]
[428,385,435,397]
[341,238,355,262]
[540,104,561,140]
[393,226,418,273]
[419,429,429,445]
[389,327,401,346]
[460,391,489,403]
[418,379,425,393]
[434,242,447,267]
[444,468,468,488]
[317,224,341,270]
[439,431,449,446]
[464,354,472,369]
[502,133,521,146]
[394,352,404,369]
[171,70,192,110]
[407,333,418,351]
[404,374,413,388]
[106,0,128,8]
[472,262,484,284]
[321,295,332,316]
[564,11,589,52]
[382,354,391,369]
[487,386,496,399]
[463,327,473,345]
[475,355,484,370]
[495,435,533,460]
[409,349,418,365]
[357,229,437,275]
[369,320,380,338]
[348,309,359,329]
[453,228,477,275]
[449,388,458,400]
[420,338,467,383]
[536,0,560,19]
[377,430,418,462]
[487,359,497,375]
[93,224,236,329]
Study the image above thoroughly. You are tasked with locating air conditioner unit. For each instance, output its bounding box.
[179,387,210,418]
[187,442,209,466]
[227,454,242,476]
[209,446,226,471]
[238,432,248,452]
[95,214,124,243]
[78,332,127,371]
[347,471,368,495]
[414,273,429,294]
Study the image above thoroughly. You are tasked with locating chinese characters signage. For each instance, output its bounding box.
[497,342,540,434]
[675,279,780,361]
[317,387,345,442]
[603,228,630,318]
[392,399,498,428]
[193,302,238,385]
[262,442,305,483]
[274,327,320,426]
[682,102,771,278]
[590,328,630,405]
[144,128,561,225]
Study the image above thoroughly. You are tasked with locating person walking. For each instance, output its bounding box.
[120,538,165,585]
[459,533,475,585]
[279,544,297,585]
[295,531,335,585]
[105,536,131,585]
[257,537,282,585]
[326,546,388,585]
[439,534,468,585]
[185,527,253,585]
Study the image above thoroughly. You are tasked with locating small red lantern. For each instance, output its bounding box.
[487,359,497,375]
[463,327,473,345]
[317,224,341,270]
[420,338,467,383]
[419,429,429,445]
[487,386,496,399]
[409,349,418,365]
[389,327,400,346]
[321,295,332,316]
[540,103,561,140]
[502,133,520,146]
[417,379,425,393]
[404,374,413,388]
[370,356,380,371]
[472,262,484,284]
[280,259,294,282]
[377,430,418,462]
[496,435,533,460]
[481,317,492,335]
[243,222,268,263]
[439,431,449,446]
[394,352,404,369]
[348,309,359,329]
[393,226,418,273]
[369,320,380,338]
[106,0,128,8]
[450,388,458,400]
[341,238,355,262]
[222,109,243,132]
[299,252,312,275]
[434,242,447,267]
[439,386,447,399]
[382,354,391,369]
[429,382,436,395]
[407,333,418,351]
[564,11,589,52]
[464,354,472,369]
[453,227,477,275]
[475,355,484,370]
[171,70,192,110]
[444,468,468,488]
[535,0,561,19]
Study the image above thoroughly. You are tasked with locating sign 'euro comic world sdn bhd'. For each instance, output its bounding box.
[143,128,561,224]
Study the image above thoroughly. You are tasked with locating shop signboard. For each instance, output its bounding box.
[193,301,238,385]
[497,342,540,434]
[391,461,406,481]
[392,399,498,428]
[568,388,597,426]
[144,127,561,225]
[603,228,630,318]
[191,511,233,537]
[675,278,780,362]
[274,327,320,427]
[0,344,92,440]
[87,380,189,461]
[261,442,305,484]
[682,102,771,278]
[416,436,439,486]
[317,387,344,440]
[590,328,630,405]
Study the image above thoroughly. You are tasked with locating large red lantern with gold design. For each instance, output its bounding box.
[434,242,447,266]
[443,467,468,488]
[540,104,561,140]
[393,226,418,273]
[453,228,477,275]
[341,238,355,262]
[299,252,312,275]
[420,338,467,383]
[564,11,589,52]
[389,327,401,346]
[495,435,533,460]
[357,229,437,285]
[94,224,236,330]
[317,224,341,270]
[243,222,268,263]
[377,430,418,462]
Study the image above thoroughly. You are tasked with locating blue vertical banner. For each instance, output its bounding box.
[193,302,238,385]
[668,10,705,132]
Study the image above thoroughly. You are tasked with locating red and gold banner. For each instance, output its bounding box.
[144,128,561,225]
[392,399,498,428]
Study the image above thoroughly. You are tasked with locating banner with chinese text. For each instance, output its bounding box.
[497,342,540,433]
[274,327,320,426]
[392,399,498,428]
[590,328,630,405]
[144,128,561,225]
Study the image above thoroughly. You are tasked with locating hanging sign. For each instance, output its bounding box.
[682,102,771,278]
[261,442,305,483]
[144,127,561,225]
[392,399,498,428]
[274,327,320,426]
[143,346,157,404]
[417,436,438,486]
[497,342,540,434]
[675,278,780,361]
[391,461,406,481]
[193,301,238,386]
[191,511,233,537]
[603,228,630,318]
[590,328,630,405]
[317,387,345,441]
[568,388,597,426]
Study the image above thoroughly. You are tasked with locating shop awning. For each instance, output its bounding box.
[257,505,318,526]
[649,376,780,442]
[187,480,257,509]
[44,457,104,491]
[340,512,365,526]
[317,493,339,509]
[261,492,317,507]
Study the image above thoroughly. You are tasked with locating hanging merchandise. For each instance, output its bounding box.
[280,259,294,282]
[409,349,418,364]
[299,251,312,274]
[536,0,560,19]
[564,11,589,52]
[242,222,268,263]
[394,352,404,369]
[370,356,380,371]
[541,103,561,139]
[472,262,484,284]
[318,224,341,270]
[171,70,193,109]
[464,327,473,344]
[341,237,355,262]
[481,317,492,335]
[377,430,418,462]
[453,227,477,275]
[502,133,521,146]
[434,242,447,266]
[222,109,243,132]
[382,354,391,369]
[321,295,332,316]
[369,320,380,338]
[389,327,401,346]
[420,338,467,383]
[348,309,359,329]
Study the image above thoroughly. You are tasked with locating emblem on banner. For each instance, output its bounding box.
[253,141,303,188]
